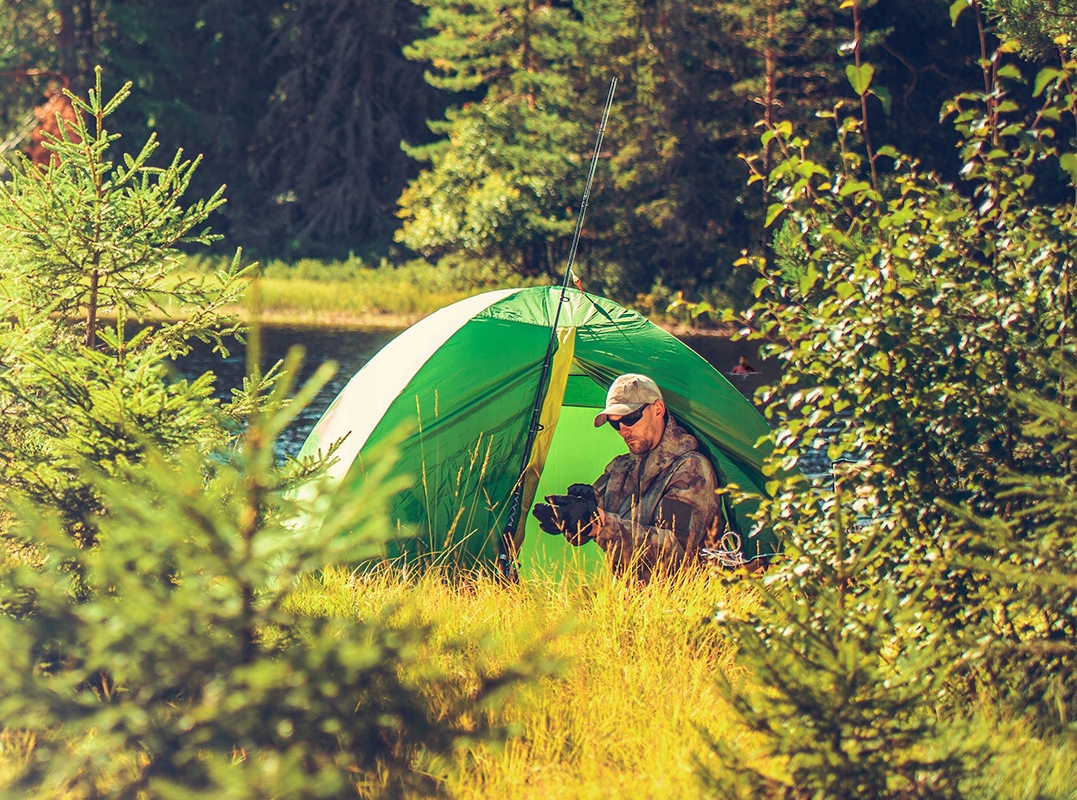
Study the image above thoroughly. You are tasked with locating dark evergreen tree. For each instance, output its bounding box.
[396,0,597,277]
[398,0,985,298]
[253,0,445,255]
[982,0,1077,58]
[0,1,66,160]
[93,0,284,242]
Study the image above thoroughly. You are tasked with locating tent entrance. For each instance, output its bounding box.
[515,361,627,580]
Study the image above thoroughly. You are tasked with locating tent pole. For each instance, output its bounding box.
[498,78,617,581]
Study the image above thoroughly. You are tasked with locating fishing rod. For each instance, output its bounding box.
[497,77,617,581]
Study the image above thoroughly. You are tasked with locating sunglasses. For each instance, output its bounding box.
[608,404,649,431]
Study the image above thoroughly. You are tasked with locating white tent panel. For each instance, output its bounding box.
[307,288,522,482]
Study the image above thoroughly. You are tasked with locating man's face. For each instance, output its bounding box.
[609,400,666,455]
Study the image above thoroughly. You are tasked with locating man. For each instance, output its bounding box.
[532,373,724,581]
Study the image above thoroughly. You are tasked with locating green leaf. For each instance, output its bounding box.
[824,228,853,249]
[799,266,820,295]
[1060,153,1077,185]
[876,145,899,159]
[949,0,969,25]
[846,63,875,96]
[1034,68,1063,97]
[839,179,872,197]
[765,203,785,228]
[996,64,1023,82]
[869,86,892,116]
[691,301,715,318]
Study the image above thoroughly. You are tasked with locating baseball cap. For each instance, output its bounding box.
[593,373,664,427]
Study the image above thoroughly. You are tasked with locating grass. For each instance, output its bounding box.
[3,553,1077,798]
[178,254,719,330]
[183,255,547,327]
[0,559,751,798]
[0,517,753,797]
[288,566,751,799]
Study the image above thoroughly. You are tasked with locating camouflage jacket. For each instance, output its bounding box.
[592,416,723,581]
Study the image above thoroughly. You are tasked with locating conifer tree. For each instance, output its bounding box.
[400,0,984,295]
[0,1,56,140]
[0,353,535,798]
[706,484,971,798]
[948,357,1077,730]
[254,0,444,251]
[0,69,250,544]
[397,0,596,276]
[981,0,1077,58]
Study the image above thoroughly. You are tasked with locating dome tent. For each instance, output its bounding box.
[298,287,779,576]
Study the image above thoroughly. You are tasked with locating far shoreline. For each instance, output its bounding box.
[232,307,738,337]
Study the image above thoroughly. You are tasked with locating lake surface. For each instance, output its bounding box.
[175,324,780,459]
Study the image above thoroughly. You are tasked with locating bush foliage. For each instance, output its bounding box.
[0,77,540,799]
[695,6,1077,796]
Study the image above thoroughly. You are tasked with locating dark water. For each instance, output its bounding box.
[176,325,780,459]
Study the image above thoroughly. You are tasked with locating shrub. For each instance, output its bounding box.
[696,8,1077,794]
[0,353,535,799]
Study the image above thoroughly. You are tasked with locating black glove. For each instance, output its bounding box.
[532,503,563,536]
[531,484,599,546]
[567,483,598,503]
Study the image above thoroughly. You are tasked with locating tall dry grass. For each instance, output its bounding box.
[286,566,756,800]
[4,549,1077,798]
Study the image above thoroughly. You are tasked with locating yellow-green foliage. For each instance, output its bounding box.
[286,566,753,800]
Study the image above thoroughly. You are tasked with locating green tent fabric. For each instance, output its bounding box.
[298,287,778,575]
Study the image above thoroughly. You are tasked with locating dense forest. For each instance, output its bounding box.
[0,0,1037,302]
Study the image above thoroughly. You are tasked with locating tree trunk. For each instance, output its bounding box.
[81,0,96,90]
[762,1,777,267]
[86,268,99,348]
[56,1,78,89]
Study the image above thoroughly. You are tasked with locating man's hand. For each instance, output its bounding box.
[532,502,563,535]
[531,484,599,546]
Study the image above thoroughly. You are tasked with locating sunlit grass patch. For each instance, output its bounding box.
[255,276,472,323]
[181,255,545,325]
[0,729,36,790]
[287,565,755,800]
